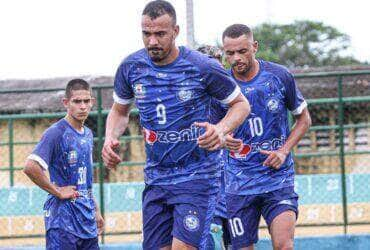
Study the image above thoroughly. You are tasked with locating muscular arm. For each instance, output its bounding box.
[105,103,131,140]
[196,93,250,150]
[102,102,131,169]
[262,108,312,169]
[216,93,251,136]
[280,108,312,154]
[23,159,77,199]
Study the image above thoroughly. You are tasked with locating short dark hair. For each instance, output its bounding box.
[65,79,91,98]
[222,24,252,40]
[142,0,177,25]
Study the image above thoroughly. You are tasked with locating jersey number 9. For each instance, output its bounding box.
[156,104,166,124]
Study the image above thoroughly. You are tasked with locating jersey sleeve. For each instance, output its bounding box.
[113,63,135,105]
[204,61,241,104]
[27,127,59,170]
[283,72,307,115]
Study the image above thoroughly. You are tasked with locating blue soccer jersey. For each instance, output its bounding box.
[28,119,97,238]
[113,46,240,185]
[226,60,307,195]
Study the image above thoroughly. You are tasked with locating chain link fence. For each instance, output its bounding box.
[0,71,369,244]
[293,72,370,231]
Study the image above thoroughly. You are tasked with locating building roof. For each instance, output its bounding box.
[0,76,114,113]
[0,65,369,113]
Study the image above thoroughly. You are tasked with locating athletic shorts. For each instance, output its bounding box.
[142,178,219,249]
[46,228,99,250]
[226,186,298,249]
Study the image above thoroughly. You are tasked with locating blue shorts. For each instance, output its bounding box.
[226,186,298,249]
[46,228,99,250]
[142,179,219,249]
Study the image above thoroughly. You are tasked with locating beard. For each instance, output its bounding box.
[148,48,164,61]
[231,61,251,75]
[148,47,171,62]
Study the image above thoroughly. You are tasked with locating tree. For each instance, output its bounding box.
[254,20,361,68]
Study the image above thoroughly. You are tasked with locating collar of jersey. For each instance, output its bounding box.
[231,59,263,85]
[146,46,185,69]
[62,118,86,136]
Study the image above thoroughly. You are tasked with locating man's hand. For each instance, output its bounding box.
[194,122,224,151]
[102,138,122,170]
[56,186,79,200]
[224,134,243,152]
[260,149,288,169]
[95,211,105,235]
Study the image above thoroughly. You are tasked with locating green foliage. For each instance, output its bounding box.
[253,20,361,67]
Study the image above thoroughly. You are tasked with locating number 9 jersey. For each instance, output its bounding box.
[113,46,240,185]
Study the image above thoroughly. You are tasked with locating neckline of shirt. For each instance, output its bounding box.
[62,118,86,136]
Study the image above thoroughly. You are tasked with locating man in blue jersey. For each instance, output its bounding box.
[24,79,104,250]
[222,24,312,250]
[101,1,250,249]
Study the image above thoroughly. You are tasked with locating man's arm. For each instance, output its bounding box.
[93,198,105,235]
[23,159,78,199]
[216,93,250,136]
[261,108,311,169]
[196,93,250,151]
[102,102,131,169]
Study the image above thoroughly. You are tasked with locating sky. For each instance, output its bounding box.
[0,0,368,80]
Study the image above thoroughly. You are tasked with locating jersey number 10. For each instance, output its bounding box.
[229,217,245,237]
[248,117,263,137]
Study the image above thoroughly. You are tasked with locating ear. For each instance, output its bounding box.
[91,97,96,106]
[174,25,179,38]
[253,40,258,54]
[62,98,69,108]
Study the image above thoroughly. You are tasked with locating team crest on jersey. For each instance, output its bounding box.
[266,98,280,113]
[183,214,200,231]
[177,89,193,101]
[68,150,78,165]
[134,83,146,98]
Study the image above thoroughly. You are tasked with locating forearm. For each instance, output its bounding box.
[24,161,59,197]
[105,103,130,140]
[216,97,250,135]
[93,197,101,214]
[280,108,311,154]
